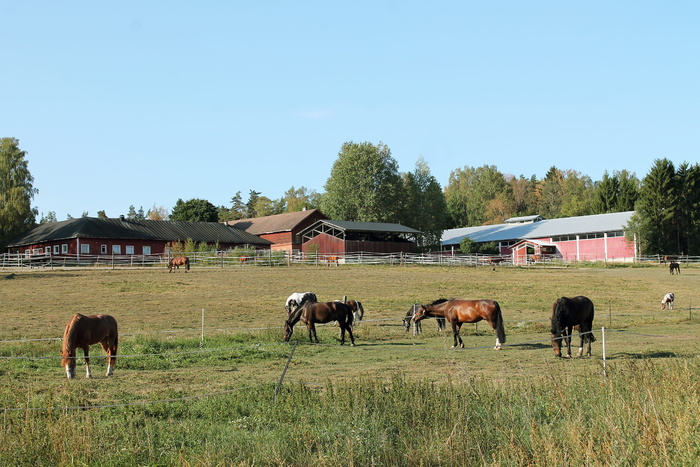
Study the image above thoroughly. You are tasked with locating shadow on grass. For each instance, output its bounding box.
[608,351,679,360]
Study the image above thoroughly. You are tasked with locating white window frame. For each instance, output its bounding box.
[112,245,121,254]
[53,245,60,254]
[126,245,135,255]
[142,246,151,255]
[81,244,90,254]
[61,244,68,254]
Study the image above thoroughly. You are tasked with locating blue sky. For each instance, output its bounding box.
[2,1,698,220]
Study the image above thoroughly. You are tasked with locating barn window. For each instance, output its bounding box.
[53,245,59,254]
[143,246,151,255]
[61,244,68,254]
[101,244,107,254]
[112,245,121,254]
[126,245,135,255]
[81,244,90,254]
[45,247,50,255]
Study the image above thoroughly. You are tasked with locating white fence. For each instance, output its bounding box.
[1,250,699,269]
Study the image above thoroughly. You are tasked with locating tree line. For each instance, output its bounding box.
[2,137,698,255]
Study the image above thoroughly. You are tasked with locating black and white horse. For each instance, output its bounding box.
[661,293,675,310]
[285,292,317,314]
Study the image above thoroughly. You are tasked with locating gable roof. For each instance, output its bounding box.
[442,211,635,246]
[317,220,421,234]
[227,209,325,235]
[8,217,271,247]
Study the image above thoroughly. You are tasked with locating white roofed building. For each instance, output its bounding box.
[441,211,637,263]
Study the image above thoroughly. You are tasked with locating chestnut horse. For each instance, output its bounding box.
[168,256,190,272]
[414,298,506,349]
[61,313,118,379]
[284,301,355,345]
[550,296,595,358]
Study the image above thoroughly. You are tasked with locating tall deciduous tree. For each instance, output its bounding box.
[401,157,448,249]
[444,165,508,227]
[0,138,38,247]
[320,142,403,222]
[170,198,218,222]
[282,186,320,212]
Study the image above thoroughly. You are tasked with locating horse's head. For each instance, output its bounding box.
[413,305,428,322]
[402,315,412,331]
[61,349,76,379]
[283,321,294,342]
[550,299,566,357]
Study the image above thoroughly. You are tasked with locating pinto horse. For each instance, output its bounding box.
[413,298,506,349]
[61,313,118,379]
[284,301,355,345]
[403,304,446,335]
[550,296,595,358]
[285,292,317,314]
[168,256,190,272]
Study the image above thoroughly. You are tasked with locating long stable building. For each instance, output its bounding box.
[441,211,636,263]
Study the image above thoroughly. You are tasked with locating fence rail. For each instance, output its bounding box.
[2,251,700,269]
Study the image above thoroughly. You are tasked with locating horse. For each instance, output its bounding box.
[661,292,675,310]
[327,255,339,267]
[284,301,355,345]
[333,299,365,325]
[550,296,595,358]
[413,298,506,349]
[403,304,446,335]
[669,262,681,274]
[284,292,317,314]
[168,256,190,272]
[61,313,118,379]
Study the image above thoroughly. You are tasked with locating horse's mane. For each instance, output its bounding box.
[551,298,567,333]
[286,305,304,326]
[428,298,449,306]
[62,313,84,353]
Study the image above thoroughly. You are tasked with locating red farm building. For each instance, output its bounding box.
[6,216,271,259]
[226,208,327,252]
[298,219,421,257]
[441,211,637,263]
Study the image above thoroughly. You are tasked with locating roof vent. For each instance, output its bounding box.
[119,215,125,221]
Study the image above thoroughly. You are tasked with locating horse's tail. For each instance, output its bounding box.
[356,301,364,321]
[494,302,506,344]
[185,257,190,270]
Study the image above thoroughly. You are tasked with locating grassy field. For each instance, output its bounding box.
[1,264,699,465]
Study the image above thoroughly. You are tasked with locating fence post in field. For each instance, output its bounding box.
[602,327,607,378]
[274,341,298,402]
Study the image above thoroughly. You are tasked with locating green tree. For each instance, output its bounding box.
[245,190,261,218]
[594,170,639,214]
[40,211,58,224]
[627,159,677,255]
[170,198,218,222]
[674,163,700,255]
[444,165,508,227]
[401,157,448,249]
[320,141,403,222]
[282,186,320,212]
[97,210,108,219]
[146,204,168,220]
[0,138,38,247]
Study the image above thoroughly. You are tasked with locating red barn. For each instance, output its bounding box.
[299,219,420,256]
[227,208,327,252]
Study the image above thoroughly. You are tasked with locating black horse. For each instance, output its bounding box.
[284,301,355,346]
[403,304,446,335]
[550,296,595,358]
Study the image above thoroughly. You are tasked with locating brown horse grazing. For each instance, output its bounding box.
[414,298,506,349]
[168,256,190,272]
[61,313,118,379]
[403,304,446,335]
[550,296,595,358]
[284,301,355,345]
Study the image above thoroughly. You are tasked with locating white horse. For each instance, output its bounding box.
[285,292,317,314]
[661,293,674,310]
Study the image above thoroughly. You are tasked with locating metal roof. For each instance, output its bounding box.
[8,217,271,247]
[318,219,421,234]
[442,211,635,246]
[227,209,325,235]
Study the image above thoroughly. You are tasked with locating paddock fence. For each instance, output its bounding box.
[2,250,700,270]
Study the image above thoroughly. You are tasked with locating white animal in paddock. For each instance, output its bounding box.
[285,292,317,314]
[661,293,674,310]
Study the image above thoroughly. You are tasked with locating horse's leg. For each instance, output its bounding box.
[101,340,116,376]
[82,346,92,378]
[578,329,585,357]
[308,323,319,343]
[342,321,355,346]
[452,322,464,349]
[565,326,573,358]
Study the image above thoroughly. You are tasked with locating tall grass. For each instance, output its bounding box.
[1,358,698,466]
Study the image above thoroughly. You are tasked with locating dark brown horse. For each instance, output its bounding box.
[61,313,118,379]
[669,262,681,274]
[414,298,506,349]
[550,296,595,358]
[168,256,190,272]
[284,301,355,345]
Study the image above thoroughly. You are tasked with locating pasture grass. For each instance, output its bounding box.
[1,264,699,465]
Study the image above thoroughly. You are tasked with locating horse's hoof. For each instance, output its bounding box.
[451,345,456,349]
